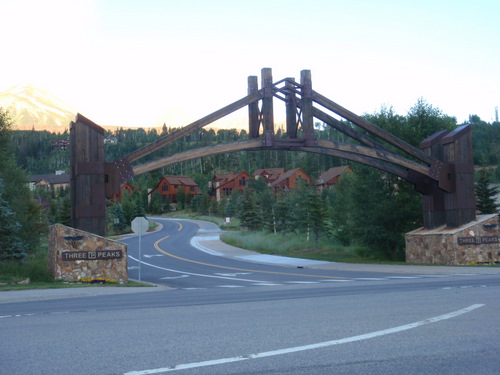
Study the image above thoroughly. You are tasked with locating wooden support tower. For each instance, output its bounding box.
[70,115,106,236]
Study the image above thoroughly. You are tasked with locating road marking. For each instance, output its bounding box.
[124,304,484,375]
[354,278,388,281]
[128,255,265,283]
[322,279,352,282]
[160,275,189,280]
[154,235,349,280]
[286,281,318,284]
[386,276,420,279]
[214,273,252,277]
[143,254,164,258]
[217,285,244,288]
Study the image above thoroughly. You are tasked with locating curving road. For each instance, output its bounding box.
[1,218,500,375]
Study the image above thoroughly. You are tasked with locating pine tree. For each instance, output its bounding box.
[0,178,28,261]
[240,189,262,231]
[475,169,499,214]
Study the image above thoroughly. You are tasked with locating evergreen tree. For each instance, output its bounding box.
[240,188,262,230]
[200,193,210,215]
[0,178,28,261]
[121,192,136,225]
[57,195,72,226]
[149,190,163,214]
[475,169,499,214]
[0,108,44,253]
[177,186,186,210]
[305,187,327,248]
[274,193,292,236]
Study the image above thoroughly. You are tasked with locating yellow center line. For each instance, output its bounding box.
[153,232,348,280]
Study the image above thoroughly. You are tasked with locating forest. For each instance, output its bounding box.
[3,99,500,262]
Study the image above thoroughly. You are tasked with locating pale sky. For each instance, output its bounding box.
[1,0,499,128]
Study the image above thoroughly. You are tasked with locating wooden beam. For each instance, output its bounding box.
[312,90,435,165]
[124,90,263,163]
[300,70,316,146]
[285,78,298,138]
[312,107,394,154]
[288,145,410,180]
[315,139,430,176]
[248,76,260,138]
[132,139,262,176]
[261,67,275,146]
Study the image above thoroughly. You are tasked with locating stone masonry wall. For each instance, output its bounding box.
[406,214,500,265]
[48,224,128,283]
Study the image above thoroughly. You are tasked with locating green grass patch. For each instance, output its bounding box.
[220,230,373,263]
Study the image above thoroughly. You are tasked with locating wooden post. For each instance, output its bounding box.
[70,114,106,236]
[248,76,260,138]
[285,78,298,138]
[419,130,448,228]
[300,70,317,146]
[261,68,275,146]
[442,125,476,227]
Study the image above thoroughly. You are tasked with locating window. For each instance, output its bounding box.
[162,184,168,191]
[239,176,247,186]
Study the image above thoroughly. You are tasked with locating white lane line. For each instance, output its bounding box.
[217,285,245,288]
[322,279,352,282]
[353,278,388,281]
[285,281,318,284]
[251,283,281,286]
[124,304,484,375]
[386,276,420,279]
[127,255,263,283]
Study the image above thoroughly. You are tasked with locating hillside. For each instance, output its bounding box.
[0,85,78,132]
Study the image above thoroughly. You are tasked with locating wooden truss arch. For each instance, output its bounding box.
[71,68,475,236]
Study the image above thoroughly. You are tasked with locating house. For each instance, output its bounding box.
[108,182,140,202]
[149,175,200,204]
[212,171,250,201]
[50,139,70,150]
[29,171,70,191]
[270,168,311,194]
[253,168,285,185]
[316,165,352,192]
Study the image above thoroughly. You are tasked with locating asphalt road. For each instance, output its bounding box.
[1,218,500,375]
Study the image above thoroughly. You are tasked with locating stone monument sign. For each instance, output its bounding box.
[48,224,128,283]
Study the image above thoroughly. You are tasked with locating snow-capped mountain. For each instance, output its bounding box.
[0,85,76,132]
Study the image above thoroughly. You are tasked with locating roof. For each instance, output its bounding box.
[162,175,198,186]
[316,166,351,185]
[270,168,308,187]
[30,173,70,184]
[253,168,285,181]
[217,171,250,189]
[213,172,235,183]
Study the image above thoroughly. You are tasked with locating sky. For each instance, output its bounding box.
[1,0,499,128]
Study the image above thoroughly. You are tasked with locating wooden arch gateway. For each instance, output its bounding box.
[71,68,475,237]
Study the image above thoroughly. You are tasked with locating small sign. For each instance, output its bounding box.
[62,250,123,261]
[131,216,148,235]
[226,217,230,223]
[457,236,499,246]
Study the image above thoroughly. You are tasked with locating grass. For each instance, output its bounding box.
[220,230,375,263]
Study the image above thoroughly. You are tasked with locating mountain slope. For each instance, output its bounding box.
[0,85,76,132]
